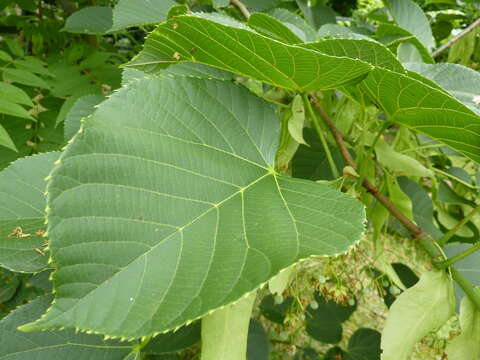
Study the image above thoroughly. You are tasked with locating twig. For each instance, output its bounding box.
[437,241,480,269]
[432,17,480,58]
[450,267,480,310]
[308,93,441,257]
[230,0,250,20]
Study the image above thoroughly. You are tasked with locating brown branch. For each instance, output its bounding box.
[308,93,442,260]
[432,17,480,58]
[230,0,250,20]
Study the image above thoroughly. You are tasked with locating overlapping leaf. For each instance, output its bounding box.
[0,152,59,272]
[22,77,365,339]
[362,67,480,164]
[128,14,373,91]
[110,0,176,32]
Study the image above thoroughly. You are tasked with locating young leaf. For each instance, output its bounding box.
[0,295,132,359]
[445,295,480,360]
[128,14,373,91]
[0,152,59,272]
[62,6,113,34]
[362,67,480,164]
[23,77,365,339]
[384,0,435,51]
[381,270,455,360]
[110,0,176,31]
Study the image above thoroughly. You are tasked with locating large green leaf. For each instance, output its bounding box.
[110,0,176,31]
[384,0,435,51]
[247,13,303,44]
[0,152,59,273]
[381,270,455,360]
[0,295,132,359]
[362,67,480,164]
[128,14,373,91]
[404,63,480,115]
[62,6,113,35]
[22,77,365,339]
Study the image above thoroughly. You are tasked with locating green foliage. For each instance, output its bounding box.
[1,0,480,359]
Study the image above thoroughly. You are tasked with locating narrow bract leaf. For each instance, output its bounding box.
[362,67,480,164]
[0,82,34,106]
[0,295,132,359]
[128,14,373,91]
[110,0,176,31]
[381,270,455,360]
[24,77,365,339]
[445,295,480,360]
[3,68,50,89]
[0,152,59,272]
[0,99,34,120]
[288,95,307,145]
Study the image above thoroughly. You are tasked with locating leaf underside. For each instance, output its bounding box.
[23,77,365,339]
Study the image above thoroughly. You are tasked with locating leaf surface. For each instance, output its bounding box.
[62,6,113,34]
[362,67,480,164]
[23,77,365,338]
[128,14,373,91]
[0,152,59,272]
[0,295,132,359]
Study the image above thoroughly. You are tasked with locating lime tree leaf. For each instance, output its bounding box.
[3,68,50,89]
[268,8,317,42]
[345,328,381,360]
[242,0,280,12]
[384,0,435,51]
[63,6,113,35]
[0,99,34,120]
[110,0,176,32]
[362,67,480,164]
[0,123,17,152]
[376,23,434,64]
[445,295,480,360]
[0,152,60,273]
[301,38,404,72]
[248,13,303,44]
[22,77,365,339]
[128,14,373,91]
[64,95,104,141]
[404,63,480,115]
[0,82,34,106]
[142,322,200,355]
[381,270,455,360]
[0,295,132,359]
[397,42,423,63]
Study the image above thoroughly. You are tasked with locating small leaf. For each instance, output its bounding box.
[14,56,55,77]
[260,295,294,324]
[3,68,50,89]
[63,6,113,34]
[0,82,34,106]
[381,270,455,360]
[386,175,414,221]
[0,152,60,272]
[346,328,381,360]
[0,123,17,152]
[268,266,293,295]
[0,99,34,120]
[4,38,24,57]
[111,0,176,31]
[0,295,132,359]
[212,0,230,8]
[445,295,480,360]
[288,95,307,145]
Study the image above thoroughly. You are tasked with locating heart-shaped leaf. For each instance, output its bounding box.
[22,77,365,339]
